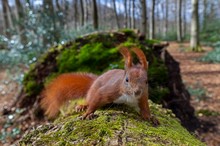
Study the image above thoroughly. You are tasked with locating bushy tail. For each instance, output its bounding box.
[40,73,98,118]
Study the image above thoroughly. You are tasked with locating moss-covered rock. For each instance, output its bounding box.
[19,101,204,145]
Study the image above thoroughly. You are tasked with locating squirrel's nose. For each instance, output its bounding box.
[135,90,141,96]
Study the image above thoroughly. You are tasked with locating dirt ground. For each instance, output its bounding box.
[0,42,220,145]
[167,42,220,146]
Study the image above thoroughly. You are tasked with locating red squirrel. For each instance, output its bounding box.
[40,47,159,125]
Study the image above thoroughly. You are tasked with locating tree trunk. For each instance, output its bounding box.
[149,0,155,39]
[182,0,186,38]
[124,0,128,28]
[80,0,85,26]
[43,0,58,43]
[128,0,131,28]
[164,0,168,37]
[15,0,27,44]
[74,0,78,29]
[113,0,120,29]
[202,0,207,31]
[177,0,182,41]
[140,0,147,36]
[190,0,200,51]
[92,0,98,29]
[85,0,89,24]
[131,0,135,29]
[2,0,10,37]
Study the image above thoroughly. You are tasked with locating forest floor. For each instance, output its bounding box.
[167,42,220,146]
[0,42,220,145]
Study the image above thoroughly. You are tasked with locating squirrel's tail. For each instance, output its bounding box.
[40,73,98,118]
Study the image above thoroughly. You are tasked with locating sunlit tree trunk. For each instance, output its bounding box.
[190,0,200,51]
[182,0,187,38]
[113,0,120,29]
[177,0,182,41]
[140,0,147,36]
[92,0,98,29]
[149,0,155,39]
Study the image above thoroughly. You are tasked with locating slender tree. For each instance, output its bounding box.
[124,0,128,28]
[128,0,131,28]
[74,0,78,28]
[92,0,98,29]
[182,0,187,37]
[131,0,135,29]
[140,0,147,36]
[177,0,182,41]
[16,0,27,44]
[190,0,200,51]
[79,0,84,26]
[2,0,10,36]
[202,0,207,31]
[149,0,155,39]
[113,0,120,29]
[84,0,89,23]
[164,0,169,37]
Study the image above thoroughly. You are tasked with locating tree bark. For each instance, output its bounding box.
[128,0,131,28]
[43,0,59,43]
[202,0,207,31]
[131,0,135,29]
[80,0,85,26]
[124,0,128,28]
[15,0,27,44]
[113,0,120,29]
[74,0,78,29]
[190,0,200,51]
[164,0,168,37]
[182,0,187,38]
[177,0,182,41]
[149,0,155,39]
[92,0,98,29]
[2,0,10,37]
[140,0,147,36]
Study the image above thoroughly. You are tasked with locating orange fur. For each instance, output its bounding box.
[40,73,98,118]
[132,48,148,70]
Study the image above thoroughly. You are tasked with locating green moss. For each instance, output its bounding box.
[145,39,161,45]
[24,80,42,96]
[20,101,204,146]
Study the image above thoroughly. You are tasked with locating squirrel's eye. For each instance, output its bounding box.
[125,77,129,82]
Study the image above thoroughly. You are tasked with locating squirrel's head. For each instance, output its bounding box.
[119,47,148,96]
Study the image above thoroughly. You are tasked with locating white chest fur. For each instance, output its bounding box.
[113,94,140,112]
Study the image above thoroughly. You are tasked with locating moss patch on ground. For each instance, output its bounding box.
[19,101,204,145]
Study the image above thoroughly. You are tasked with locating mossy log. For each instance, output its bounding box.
[19,101,204,145]
[2,30,200,144]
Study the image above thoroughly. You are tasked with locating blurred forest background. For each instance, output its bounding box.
[0,0,220,70]
[1,0,220,145]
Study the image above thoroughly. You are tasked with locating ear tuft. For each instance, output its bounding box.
[119,47,132,69]
[132,48,148,70]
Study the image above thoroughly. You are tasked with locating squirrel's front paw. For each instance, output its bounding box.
[149,116,160,126]
[81,113,98,120]
[75,105,87,112]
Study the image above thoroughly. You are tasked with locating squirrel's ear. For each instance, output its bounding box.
[119,47,132,69]
[132,48,148,70]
